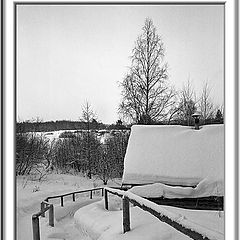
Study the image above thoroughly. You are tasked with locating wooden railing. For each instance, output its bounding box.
[104,187,223,240]
[46,187,104,207]
[32,186,222,240]
[32,187,105,240]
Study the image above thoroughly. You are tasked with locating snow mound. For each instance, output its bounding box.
[122,125,224,187]
[129,178,224,198]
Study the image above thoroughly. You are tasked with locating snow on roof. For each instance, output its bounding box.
[122,125,224,186]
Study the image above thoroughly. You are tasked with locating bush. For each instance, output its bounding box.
[16,132,49,175]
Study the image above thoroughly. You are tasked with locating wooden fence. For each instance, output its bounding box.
[32,186,222,240]
[32,187,105,240]
[104,187,223,240]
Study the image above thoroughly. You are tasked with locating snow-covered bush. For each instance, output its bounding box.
[16,132,50,176]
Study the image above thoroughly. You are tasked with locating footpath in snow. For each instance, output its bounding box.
[17,173,120,240]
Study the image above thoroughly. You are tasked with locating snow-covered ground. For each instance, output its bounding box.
[17,173,224,240]
[17,173,121,240]
[17,125,224,240]
[34,129,122,143]
[74,196,224,240]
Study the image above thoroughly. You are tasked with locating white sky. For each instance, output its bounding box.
[17,4,224,124]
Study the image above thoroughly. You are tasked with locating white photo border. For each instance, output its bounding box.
[4,0,238,239]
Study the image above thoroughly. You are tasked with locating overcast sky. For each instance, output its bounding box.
[17,4,224,124]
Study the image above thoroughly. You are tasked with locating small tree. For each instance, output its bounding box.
[177,81,197,126]
[95,131,130,185]
[198,82,215,124]
[81,101,97,179]
[95,144,112,185]
[119,18,175,124]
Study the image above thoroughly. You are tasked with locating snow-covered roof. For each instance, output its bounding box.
[122,125,224,187]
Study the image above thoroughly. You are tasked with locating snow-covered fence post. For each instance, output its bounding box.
[49,204,54,227]
[122,196,130,233]
[41,202,45,217]
[32,214,40,240]
[104,189,108,210]
[60,196,64,207]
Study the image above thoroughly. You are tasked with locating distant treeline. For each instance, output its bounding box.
[16,120,130,133]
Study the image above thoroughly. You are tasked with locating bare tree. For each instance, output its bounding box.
[177,80,197,126]
[81,101,97,179]
[119,18,175,124]
[81,101,96,131]
[95,131,130,185]
[198,82,216,123]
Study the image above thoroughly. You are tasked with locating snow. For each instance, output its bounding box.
[129,178,224,198]
[122,125,224,187]
[34,130,71,142]
[124,191,223,240]
[74,194,224,240]
[104,188,223,240]
[17,173,121,240]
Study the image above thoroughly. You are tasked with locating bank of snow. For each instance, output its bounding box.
[129,178,224,198]
[74,197,224,240]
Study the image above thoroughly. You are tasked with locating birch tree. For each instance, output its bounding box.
[119,18,175,124]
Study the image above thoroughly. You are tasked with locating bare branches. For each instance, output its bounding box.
[120,18,174,124]
[176,80,197,126]
[81,101,97,125]
[198,82,216,123]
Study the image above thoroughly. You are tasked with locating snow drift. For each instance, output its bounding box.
[129,178,224,198]
[122,125,224,187]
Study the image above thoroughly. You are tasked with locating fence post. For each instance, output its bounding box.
[32,215,40,240]
[90,190,93,199]
[122,196,130,233]
[73,193,75,202]
[61,196,64,207]
[102,188,104,196]
[41,202,45,217]
[49,204,54,227]
[104,189,108,210]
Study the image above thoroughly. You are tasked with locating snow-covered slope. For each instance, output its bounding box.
[122,125,224,187]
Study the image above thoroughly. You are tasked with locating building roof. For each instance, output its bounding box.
[122,124,224,187]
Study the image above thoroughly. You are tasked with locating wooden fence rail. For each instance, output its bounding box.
[104,187,223,240]
[46,187,104,206]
